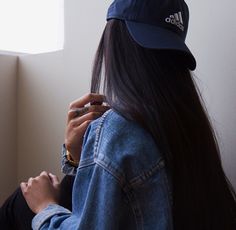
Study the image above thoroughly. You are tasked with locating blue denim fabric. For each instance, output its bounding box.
[32,109,173,230]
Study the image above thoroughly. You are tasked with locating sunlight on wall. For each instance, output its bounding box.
[0,0,64,54]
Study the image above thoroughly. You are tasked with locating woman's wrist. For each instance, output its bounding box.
[66,149,79,167]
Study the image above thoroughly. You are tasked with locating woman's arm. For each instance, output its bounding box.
[31,164,126,230]
[61,93,109,175]
[64,93,109,162]
[20,94,110,222]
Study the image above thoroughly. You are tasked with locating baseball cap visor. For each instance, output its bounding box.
[126,21,196,70]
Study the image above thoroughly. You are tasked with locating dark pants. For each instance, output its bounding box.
[0,175,75,230]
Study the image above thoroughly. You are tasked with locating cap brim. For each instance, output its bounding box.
[125,21,196,70]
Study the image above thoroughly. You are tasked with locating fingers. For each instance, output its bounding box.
[20,171,60,214]
[68,105,110,123]
[67,104,109,130]
[74,119,92,134]
[64,94,110,160]
[27,177,34,186]
[21,177,36,194]
[40,171,49,177]
[48,173,60,187]
[69,111,105,128]
[69,93,106,110]
[64,119,92,156]
[70,107,90,119]
[21,172,59,189]
[20,182,27,193]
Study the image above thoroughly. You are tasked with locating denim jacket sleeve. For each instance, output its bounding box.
[32,164,126,229]
[32,113,129,230]
[32,109,173,230]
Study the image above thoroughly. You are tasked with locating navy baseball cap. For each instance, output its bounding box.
[107,0,196,70]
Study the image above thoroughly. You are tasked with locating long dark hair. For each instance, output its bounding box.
[91,19,236,229]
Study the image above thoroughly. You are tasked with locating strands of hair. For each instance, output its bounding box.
[91,19,236,229]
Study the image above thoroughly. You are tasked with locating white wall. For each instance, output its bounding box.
[16,0,112,182]
[187,0,236,186]
[0,54,17,204]
[17,51,65,181]
[6,0,236,190]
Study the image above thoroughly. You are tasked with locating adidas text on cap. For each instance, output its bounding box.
[107,0,196,70]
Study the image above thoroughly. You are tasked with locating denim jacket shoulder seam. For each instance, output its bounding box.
[93,160,144,229]
[95,157,127,188]
[78,160,96,169]
[93,109,113,158]
[94,159,143,229]
[93,109,166,187]
[130,158,165,187]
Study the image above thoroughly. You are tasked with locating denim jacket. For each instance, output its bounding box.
[32,109,173,230]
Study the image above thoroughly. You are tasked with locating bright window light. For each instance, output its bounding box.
[0,0,64,54]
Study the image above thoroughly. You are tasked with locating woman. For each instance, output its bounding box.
[5,0,236,229]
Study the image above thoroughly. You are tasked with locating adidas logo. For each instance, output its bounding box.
[165,12,184,31]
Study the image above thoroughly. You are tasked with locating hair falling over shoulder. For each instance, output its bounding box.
[91,19,236,229]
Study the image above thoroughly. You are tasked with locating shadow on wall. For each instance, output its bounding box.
[0,54,18,205]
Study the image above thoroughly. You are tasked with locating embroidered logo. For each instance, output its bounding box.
[165,12,184,31]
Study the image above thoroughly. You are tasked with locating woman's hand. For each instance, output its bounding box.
[65,93,109,162]
[20,171,60,214]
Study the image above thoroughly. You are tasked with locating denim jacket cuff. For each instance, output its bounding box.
[61,144,77,176]
[32,204,71,230]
